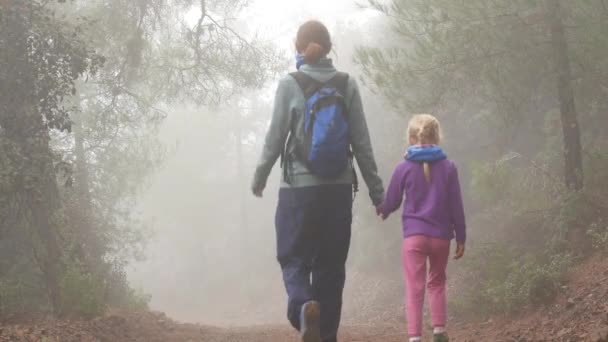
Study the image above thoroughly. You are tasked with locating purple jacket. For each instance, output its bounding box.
[380,154,466,243]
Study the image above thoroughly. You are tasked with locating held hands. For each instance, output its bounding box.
[376,205,387,220]
[454,243,465,260]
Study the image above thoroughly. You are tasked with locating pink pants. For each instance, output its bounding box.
[403,235,450,337]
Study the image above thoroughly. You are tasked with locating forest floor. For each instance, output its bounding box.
[1,257,607,342]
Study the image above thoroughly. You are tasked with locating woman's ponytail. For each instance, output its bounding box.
[304,42,324,64]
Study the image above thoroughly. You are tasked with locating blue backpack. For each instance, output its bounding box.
[283,71,356,183]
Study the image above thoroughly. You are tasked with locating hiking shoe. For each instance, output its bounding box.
[300,301,321,342]
[433,333,449,342]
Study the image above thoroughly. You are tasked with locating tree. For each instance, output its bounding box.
[547,0,583,190]
[60,0,282,306]
[355,0,608,316]
[0,0,281,317]
[356,0,593,190]
[0,0,103,314]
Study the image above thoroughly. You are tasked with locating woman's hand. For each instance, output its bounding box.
[376,206,387,220]
[252,185,264,198]
[454,243,465,260]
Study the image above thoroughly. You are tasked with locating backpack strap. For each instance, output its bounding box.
[325,72,350,97]
[280,108,296,185]
[289,71,350,99]
[289,71,323,99]
[330,72,359,197]
[282,71,321,184]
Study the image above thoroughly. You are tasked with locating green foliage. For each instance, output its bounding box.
[449,149,608,318]
[501,252,573,307]
[1,0,279,320]
[0,273,48,316]
[357,0,608,319]
[469,159,517,206]
[104,265,151,311]
[452,247,573,317]
[59,265,105,318]
[119,287,151,311]
[587,221,608,255]
[58,261,150,317]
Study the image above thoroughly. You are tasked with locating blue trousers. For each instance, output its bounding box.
[275,184,352,342]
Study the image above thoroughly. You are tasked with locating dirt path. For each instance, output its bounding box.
[0,314,407,342]
[1,258,607,341]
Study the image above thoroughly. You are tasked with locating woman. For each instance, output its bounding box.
[252,20,384,342]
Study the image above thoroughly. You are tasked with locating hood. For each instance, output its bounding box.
[405,145,447,162]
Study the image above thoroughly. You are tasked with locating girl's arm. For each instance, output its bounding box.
[449,164,467,243]
[379,163,407,218]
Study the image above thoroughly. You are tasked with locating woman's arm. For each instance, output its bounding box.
[251,78,292,195]
[347,79,385,206]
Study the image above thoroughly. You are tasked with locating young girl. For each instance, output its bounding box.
[379,114,466,342]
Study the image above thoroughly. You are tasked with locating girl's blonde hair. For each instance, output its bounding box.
[407,114,442,146]
[407,114,443,183]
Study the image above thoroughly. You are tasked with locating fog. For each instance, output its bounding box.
[128,1,399,325]
[119,0,608,329]
[3,0,606,336]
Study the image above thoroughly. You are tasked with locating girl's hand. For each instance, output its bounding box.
[454,243,465,260]
[376,206,387,220]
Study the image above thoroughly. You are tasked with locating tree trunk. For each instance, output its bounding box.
[72,108,104,268]
[548,0,584,190]
[73,112,92,208]
[20,106,64,316]
[25,143,63,315]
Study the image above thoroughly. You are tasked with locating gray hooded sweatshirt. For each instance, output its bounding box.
[252,59,385,205]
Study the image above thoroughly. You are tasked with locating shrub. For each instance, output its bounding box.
[59,265,105,318]
[587,221,608,254]
[450,248,573,318]
[450,153,584,319]
[104,266,151,311]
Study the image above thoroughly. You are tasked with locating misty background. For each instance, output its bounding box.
[2,0,607,331]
